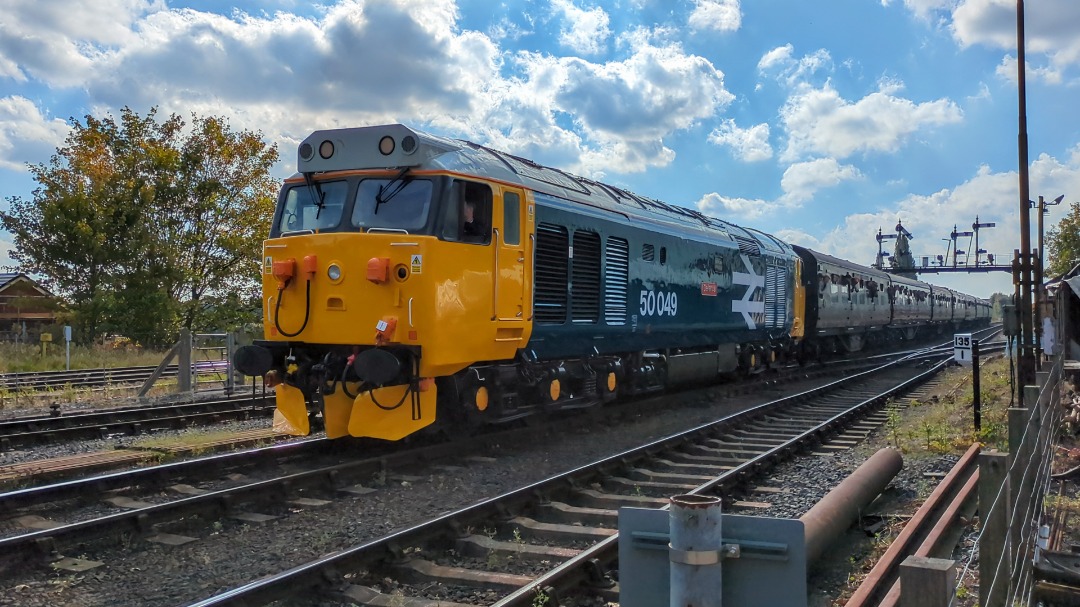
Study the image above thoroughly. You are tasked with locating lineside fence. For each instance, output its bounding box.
[962,351,1064,607]
[138,328,248,399]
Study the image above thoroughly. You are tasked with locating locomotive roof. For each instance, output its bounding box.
[293,124,794,256]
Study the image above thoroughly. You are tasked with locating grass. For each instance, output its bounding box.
[126,428,268,453]
[880,355,1014,457]
[0,341,168,373]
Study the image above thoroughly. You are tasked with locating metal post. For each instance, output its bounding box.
[669,494,722,607]
[225,332,236,396]
[1016,0,1037,399]
[980,452,1011,607]
[1036,196,1045,365]
[972,339,981,432]
[178,327,193,394]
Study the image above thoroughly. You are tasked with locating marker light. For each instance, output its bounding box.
[319,140,335,159]
[378,135,395,155]
[327,263,342,281]
[401,135,417,154]
[299,142,314,160]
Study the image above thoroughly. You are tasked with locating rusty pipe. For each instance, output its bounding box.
[801,448,904,563]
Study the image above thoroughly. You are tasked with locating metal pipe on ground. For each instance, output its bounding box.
[801,448,904,563]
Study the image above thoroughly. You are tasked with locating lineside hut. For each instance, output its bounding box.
[0,273,57,342]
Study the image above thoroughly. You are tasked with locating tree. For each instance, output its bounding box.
[1,107,278,345]
[1045,201,1080,278]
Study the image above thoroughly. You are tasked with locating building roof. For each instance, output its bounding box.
[0,273,52,296]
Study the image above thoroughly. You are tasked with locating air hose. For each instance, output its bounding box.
[274,279,312,338]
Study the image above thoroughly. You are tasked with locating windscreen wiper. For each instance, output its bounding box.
[374,168,411,215]
[303,173,326,220]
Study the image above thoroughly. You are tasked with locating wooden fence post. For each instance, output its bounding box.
[979,451,1011,607]
[899,556,956,607]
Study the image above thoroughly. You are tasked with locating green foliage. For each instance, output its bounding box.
[1,107,278,346]
[1046,200,1080,277]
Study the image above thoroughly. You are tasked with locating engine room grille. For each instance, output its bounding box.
[604,237,629,326]
[765,264,787,328]
[733,235,760,257]
[535,223,569,325]
[571,231,602,324]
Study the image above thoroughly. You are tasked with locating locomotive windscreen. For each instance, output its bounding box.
[278,180,349,234]
[352,178,434,232]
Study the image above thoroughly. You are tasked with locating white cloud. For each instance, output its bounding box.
[707,119,772,162]
[995,55,1064,85]
[478,32,733,175]
[696,192,783,221]
[757,44,832,87]
[892,0,957,21]
[551,0,611,56]
[0,0,161,86]
[0,96,70,171]
[779,158,861,203]
[780,82,963,161]
[798,148,1080,297]
[773,228,822,250]
[946,0,1080,75]
[688,0,742,33]
[0,2,732,179]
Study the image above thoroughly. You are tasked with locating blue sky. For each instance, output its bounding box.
[2,0,1079,298]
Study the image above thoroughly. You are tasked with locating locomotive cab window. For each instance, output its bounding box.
[352,177,434,233]
[441,180,492,245]
[278,180,349,234]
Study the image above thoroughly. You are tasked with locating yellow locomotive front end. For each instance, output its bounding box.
[234,125,533,440]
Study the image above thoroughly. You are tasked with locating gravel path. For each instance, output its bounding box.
[0,371,960,607]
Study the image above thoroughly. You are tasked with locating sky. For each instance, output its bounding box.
[1,0,1079,299]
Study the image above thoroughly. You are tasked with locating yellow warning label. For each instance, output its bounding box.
[264,256,273,274]
[410,254,422,275]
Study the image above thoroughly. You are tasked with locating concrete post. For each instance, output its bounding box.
[979,451,1011,607]
[177,327,193,393]
[670,494,722,607]
[899,556,955,607]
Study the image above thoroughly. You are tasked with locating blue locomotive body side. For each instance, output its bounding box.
[523,192,798,361]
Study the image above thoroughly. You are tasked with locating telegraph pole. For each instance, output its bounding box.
[1016,0,1035,402]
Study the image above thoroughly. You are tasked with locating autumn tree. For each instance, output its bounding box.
[1045,201,1080,278]
[0,107,278,345]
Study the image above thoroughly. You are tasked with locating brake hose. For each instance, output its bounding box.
[275,279,311,338]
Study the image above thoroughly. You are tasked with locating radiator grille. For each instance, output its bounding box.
[535,223,569,324]
[571,231,601,324]
[765,265,787,328]
[604,237,629,325]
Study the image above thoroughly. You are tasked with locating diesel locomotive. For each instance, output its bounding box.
[233,124,990,441]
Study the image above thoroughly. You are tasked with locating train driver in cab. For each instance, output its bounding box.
[461,199,489,243]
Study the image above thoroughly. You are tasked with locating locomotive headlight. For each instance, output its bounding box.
[327,263,342,282]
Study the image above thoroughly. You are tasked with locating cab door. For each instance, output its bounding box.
[493,187,529,335]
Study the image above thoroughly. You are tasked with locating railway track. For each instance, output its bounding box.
[0,331,1000,605]
[0,360,230,393]
[0,395,274,451]
[174,346,955,606]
